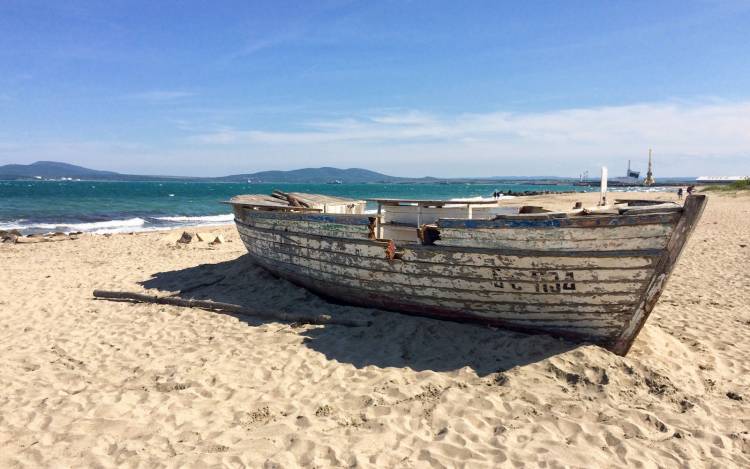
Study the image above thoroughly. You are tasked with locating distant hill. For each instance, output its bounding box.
[0,161,121,179]
[219,167,402,183]
[0,161,205,182]
[0,161,406,183]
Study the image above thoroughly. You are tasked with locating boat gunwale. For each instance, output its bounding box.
[435,211,682,229]
[231,208,375,225]
[366,197,501,205]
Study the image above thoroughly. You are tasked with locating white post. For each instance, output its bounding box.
[600,166,608,206]
[377,203,383,239]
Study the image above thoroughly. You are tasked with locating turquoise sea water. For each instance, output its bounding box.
[1,180,608,234]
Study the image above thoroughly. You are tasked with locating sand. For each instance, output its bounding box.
[0,191,748,468]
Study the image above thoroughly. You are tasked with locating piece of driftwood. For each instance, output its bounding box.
[271,190,311,208]
[92,290,371,327]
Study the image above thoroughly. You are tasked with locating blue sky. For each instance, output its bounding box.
[1,0,749,177]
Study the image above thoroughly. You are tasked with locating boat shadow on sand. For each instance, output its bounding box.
[140,254,578,376]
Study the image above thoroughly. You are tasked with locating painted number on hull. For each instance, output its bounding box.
[492,270,576,293]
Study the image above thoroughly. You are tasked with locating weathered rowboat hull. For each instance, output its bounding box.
[229,194,706,355]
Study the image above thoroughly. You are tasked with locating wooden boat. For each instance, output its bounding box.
[227,191,707,355]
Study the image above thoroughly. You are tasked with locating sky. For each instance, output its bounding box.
[1,0,749,177]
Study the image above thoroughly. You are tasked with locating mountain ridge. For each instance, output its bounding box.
[0,161,121,178]
[217,166,405,183]
[0,161,580,182]
[0,161,408,183]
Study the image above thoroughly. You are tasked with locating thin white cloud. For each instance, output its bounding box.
[187,99,750,176]
[222,25,310,63]
[125,90,195,101]
[229,33,298,59]
[190,100,750,155]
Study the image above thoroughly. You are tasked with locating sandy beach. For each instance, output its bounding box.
[1,191,748,468]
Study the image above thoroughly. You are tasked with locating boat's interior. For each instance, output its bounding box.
[369,197,683,244]
[229,191,684,245]
[369,198,504,243]
[228,191,367,214]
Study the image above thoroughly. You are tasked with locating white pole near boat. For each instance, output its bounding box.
[599,166,608,206]
[376,202,383,239]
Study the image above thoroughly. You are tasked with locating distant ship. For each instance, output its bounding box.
[327,179,343,184]
[611,160,641,185]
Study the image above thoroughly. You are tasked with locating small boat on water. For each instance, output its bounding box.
[227,190,706,355]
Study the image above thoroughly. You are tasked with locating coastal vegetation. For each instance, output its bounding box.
[701,179,750,191]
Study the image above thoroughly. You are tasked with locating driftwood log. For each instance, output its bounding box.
[270,190,311,208]
[92,290,371,327]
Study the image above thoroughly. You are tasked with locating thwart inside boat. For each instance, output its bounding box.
[227,190,685,247]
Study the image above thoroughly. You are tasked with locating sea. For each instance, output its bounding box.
[0,180,669,235]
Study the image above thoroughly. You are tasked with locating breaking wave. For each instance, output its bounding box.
[154,214,234,223]
[1,214,236,235]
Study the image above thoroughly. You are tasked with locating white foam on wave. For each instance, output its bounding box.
[16,217,148,234]
[0,217,147,234]
[610,186,674,193]
[2,213,238,235]
[449,195,515,201]
[155,214,234,223]
[0,220,27,231]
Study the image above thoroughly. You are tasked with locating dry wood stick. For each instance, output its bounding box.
[92,290,371,327]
